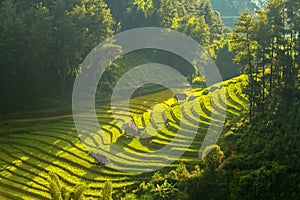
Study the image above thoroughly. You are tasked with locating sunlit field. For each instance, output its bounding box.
[0,75,248,199]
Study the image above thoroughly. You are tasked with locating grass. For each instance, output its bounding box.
[0,74,248,199]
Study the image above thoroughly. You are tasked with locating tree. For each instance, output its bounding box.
[48,171,87,200]
[69,185,87,200]
[0,0,225,115]
[150,180,179,200]
[0,0,27,112]
[203,145,224,173]
[230,9,257,120]
[23,3,54,103]
[156,0,186,28]
[70,0,114,47]
[209,37,241,79]
[101,181,113,200]
[103,0,127,31]
[49,0,81,99]
[49,0,114,99]
[48,171,63,200]
[253,10,273,112]
[284,0,297,88]
[199,0,223,41]
[266,0,285,89]
[177,15,211,46]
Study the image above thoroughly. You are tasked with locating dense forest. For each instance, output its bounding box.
[0,0,300,199]
[0,0,229,114]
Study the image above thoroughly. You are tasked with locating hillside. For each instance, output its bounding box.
[1,0,299,199]
[211,0,265,26]
[0,75,248,199]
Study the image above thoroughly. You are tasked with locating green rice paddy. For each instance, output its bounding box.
[0,75,248,199]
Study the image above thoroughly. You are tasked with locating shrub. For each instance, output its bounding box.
[121,193,137,200]
[150,180,179,200]
[203,145,224,173]
[151,171,164,182]
[101,181,113,200]
[48,171,87,200]
[174,163,191,181]
[140,193,154,200]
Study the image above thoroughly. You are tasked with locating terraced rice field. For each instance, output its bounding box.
[0,75,248,199]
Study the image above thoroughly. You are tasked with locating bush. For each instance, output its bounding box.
[101,181,113,200]
[203,145,224,173]
[121,193,137,200]
[140,194,154,200]
[150,180,179,200]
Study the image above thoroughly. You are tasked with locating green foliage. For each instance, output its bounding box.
[105,0,224,41]
[0,0,26,112]
[0,0,228,115]
[219,99,300,199]
[150,180,179,200]
[174,163,192,181]
[121,193,138,200]
[133,0,153,15]
[203,145,224,172]
[177,15,211,46]
[0,73,249,198]
[230,9,257,68]
[187,172,224,200]
[96,49,197,104]
[138,181,155,197]
[229,0,299,120]
[151,171,164,183]
[164,162,192,182]
[101,181,113,200]
[3,0,300,199]
[70,185,87,200]
[209,37,241,79]
[61,186,71,200]
[139,194,154,200]
[0,0,115,113]
[48,172,63,200]
[133,163,205,200]
[191,165,202,177]
[48,171,87,200]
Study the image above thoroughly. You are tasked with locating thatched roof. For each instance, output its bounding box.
[90,152,110,164]
[121,122,139,132]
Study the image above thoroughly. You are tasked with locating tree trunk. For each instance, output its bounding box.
[247,30,254,121]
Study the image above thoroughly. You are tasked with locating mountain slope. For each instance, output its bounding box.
[0,75,248,199]
[210,0,265,26]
